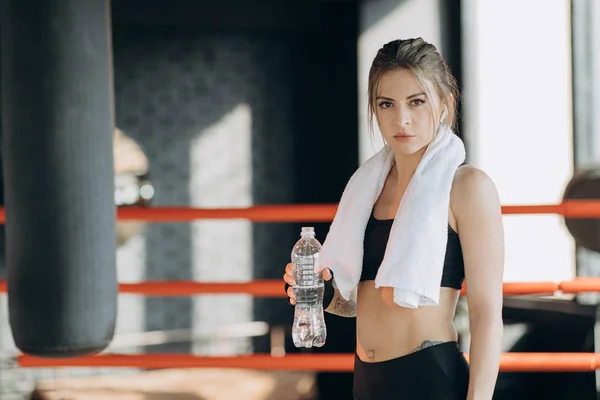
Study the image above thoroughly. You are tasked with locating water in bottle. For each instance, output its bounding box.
[291,226,326,348]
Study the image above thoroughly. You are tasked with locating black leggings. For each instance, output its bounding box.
[353,341,470,400]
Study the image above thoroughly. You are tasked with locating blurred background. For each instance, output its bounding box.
[0,0,599,398]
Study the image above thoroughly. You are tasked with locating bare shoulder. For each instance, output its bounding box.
[450,165,501,219]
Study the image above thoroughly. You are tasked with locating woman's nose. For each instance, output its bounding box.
[393,108,410,126]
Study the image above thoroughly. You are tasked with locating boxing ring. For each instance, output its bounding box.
[1,199,600,376]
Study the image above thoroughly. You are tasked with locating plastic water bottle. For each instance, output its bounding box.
[291,226,326,348]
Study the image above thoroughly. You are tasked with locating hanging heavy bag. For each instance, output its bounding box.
[0,0,118,358]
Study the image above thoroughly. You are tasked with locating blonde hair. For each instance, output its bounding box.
[367,38,460,136]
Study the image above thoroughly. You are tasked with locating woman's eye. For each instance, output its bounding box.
[378,102,393,109]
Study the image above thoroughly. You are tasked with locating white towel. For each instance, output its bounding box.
[317,124,466,308]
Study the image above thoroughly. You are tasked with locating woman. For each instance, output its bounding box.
[283,38,504,400]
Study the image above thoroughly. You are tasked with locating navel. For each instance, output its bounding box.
[367,350,375,360]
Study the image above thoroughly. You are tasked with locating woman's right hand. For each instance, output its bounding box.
[283,263,332,305]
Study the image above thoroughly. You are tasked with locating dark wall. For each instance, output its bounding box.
[111,0,359,366]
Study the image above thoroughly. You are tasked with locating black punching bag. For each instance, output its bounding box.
[0,0,118,357]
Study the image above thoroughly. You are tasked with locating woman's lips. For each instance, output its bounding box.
[393,134,416,141]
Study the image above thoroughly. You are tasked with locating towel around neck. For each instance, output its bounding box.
[317,124,466,308]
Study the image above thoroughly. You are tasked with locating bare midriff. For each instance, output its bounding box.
[355,284,460,362]
[355,180,463,363]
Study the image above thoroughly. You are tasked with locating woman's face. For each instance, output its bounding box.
[375,69,444,156]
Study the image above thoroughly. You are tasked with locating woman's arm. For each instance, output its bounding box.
[452,167,505,400]
[325,288,357,318]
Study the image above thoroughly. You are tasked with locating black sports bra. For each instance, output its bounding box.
[359,213,465,289]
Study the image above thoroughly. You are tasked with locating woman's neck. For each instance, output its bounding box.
[392,147,427,186]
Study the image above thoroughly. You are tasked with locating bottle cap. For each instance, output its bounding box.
[301,227,315,236]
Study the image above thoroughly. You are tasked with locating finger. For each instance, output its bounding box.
[285,263,296,285]
[283,273,294,286]
[287,287,295,299]
[322,268,332,281]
